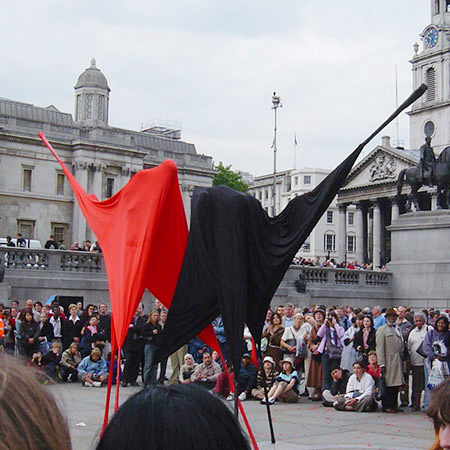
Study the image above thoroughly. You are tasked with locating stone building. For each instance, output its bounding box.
[0,59,214,245]
[336,0,450,268]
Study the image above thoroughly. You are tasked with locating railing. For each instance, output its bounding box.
[292,266,392,288]
[0,247,104,273]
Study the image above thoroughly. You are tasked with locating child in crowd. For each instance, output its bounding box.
[261,356,299,404]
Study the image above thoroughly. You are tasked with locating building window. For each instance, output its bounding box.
[327,210,333,223]
[426,68,436,101]
[23,168,32,192]
[302,235,311,251]
[106,177,115,198]
[17,220,35,239]
[324,233,335,252]
[304,175,311,185]
[258,190,262,200]
[347,235,356,253]
[294,176,298,186]
[265,188,268,200]
[52,223,68,245]
[348,212,354,225]
[56,173,65,195]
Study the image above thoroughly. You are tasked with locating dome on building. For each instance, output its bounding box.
[75,58,110,91]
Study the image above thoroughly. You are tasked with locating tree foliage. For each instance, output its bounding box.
[213,162,248,192]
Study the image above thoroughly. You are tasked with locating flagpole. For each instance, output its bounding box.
[294,133,297,170]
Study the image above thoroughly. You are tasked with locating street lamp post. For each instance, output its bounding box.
[271,92,282,217]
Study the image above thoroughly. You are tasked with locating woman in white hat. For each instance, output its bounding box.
[251,356,279,400]
[261,355,299,404]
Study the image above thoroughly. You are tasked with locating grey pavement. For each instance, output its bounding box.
[50,383,434,450]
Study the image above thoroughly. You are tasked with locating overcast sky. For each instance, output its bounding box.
[1,1,430,175]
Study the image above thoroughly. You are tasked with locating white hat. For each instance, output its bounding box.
[263,356,275,365]
[280,355,295,366]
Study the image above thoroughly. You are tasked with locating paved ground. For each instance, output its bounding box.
[51,383,434,450]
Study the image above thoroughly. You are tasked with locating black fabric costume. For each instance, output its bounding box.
[157,85,427,382]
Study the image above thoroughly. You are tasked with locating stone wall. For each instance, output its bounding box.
[273,265,394,309]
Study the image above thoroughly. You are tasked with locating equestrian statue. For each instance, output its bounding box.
[397,136,450,211]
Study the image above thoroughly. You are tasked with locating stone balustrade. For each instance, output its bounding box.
[297,266,391,287]
[0,248,394,309]
[0,247,104,273]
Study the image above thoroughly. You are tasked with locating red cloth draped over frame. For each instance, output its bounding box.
[39,133,188,345]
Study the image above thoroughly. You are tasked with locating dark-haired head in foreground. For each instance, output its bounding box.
[97,383,250,450]
[0,354,71,450]
[427,377,450,450]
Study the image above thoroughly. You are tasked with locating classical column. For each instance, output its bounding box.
[72,161,88,245]
[367,206,373,265]
[91,163,103,200]
[338,204,347,264]
[372,200,382,269]
[431,188,438,211]
[355,202,364,265]
[391,197,400,222]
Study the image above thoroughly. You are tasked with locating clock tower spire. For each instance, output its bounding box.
[409,0,450,154]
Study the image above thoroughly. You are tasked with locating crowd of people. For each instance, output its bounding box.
[0,298,450,448]
[1,297,448,415]
[292,256,387,271]
[4,233,102,252]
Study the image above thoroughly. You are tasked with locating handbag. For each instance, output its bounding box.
[282,328,296,355]
[376,375,386,400]
[326,327,343,360]
[416,341,427,358]
[296,339,308,359]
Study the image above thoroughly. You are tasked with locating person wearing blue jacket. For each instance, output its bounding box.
[422,315,450,409]
[77,347,108,387]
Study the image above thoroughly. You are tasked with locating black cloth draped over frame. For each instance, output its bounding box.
[158,144,364,374]
[157,85,428,378]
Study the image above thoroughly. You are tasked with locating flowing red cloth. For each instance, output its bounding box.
[38,132,188,425]
[39,132,188,345]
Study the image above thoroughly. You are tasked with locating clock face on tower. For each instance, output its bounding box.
[424,27,438,48]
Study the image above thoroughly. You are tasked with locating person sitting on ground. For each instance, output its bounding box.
[190,351,222,390]
[215,353,257,401]
[334,361,375,412]
[77,347,108,387]
[179,353,198,384]
[322,362,350,407]
[251,356,279,400]
[426,377,450,450]
[42,341,62,380]
[0,354,72,449]
[61,342,82,382]
[96,383,250,450]
[261,355,299,404]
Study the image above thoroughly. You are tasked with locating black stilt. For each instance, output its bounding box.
[257,343,276,444]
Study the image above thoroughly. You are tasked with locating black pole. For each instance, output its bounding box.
[257,342,276,444]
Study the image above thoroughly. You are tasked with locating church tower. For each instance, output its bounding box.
[409,0,450,153]
[74,58,110,126]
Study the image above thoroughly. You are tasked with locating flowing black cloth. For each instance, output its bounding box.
[157,85,427,379]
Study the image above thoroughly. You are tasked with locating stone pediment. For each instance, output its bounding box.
[342,145,419,191]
